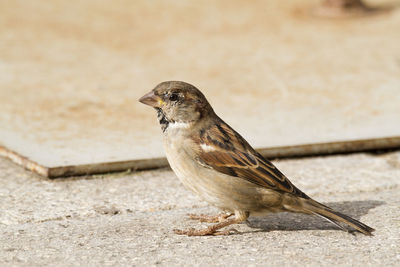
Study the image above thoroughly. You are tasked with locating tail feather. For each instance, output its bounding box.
[303,200,375,236]
[312,212,349,232]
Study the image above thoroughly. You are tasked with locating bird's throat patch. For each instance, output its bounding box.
[156,108,169,132]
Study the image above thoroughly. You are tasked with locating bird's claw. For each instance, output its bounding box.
[173,227,239,236]
[212,228,239,236]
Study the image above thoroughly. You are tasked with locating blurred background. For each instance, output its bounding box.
[0,0,399,177]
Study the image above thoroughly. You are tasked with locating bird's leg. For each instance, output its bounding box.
[187,212,233,223]
[175,211,249,236]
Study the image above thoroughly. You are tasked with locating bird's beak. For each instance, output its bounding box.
[139,91,164,108]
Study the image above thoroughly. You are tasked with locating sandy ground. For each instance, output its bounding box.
[1,151,399,266]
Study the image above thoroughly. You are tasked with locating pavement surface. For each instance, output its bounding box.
[1,151,399,266]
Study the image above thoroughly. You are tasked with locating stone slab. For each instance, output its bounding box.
[1,0,400,177]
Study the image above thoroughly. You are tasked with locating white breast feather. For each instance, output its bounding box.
[168,121,191,129]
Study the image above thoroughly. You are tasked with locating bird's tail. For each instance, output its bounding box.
[302,199,375,236]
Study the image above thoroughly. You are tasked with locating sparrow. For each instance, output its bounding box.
[139,81,375,236]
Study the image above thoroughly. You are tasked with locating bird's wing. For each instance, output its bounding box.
[193,120,309,199]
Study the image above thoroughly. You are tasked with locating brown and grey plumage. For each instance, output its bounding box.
[139,81,375,236]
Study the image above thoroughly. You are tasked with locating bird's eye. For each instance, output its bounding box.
[169,93,179,102]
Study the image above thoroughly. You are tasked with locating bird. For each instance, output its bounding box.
[139,81,375,236]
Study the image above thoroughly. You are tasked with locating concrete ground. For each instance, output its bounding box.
[0,151,399,266]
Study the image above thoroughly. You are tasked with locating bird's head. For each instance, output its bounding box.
[139,81,213,124]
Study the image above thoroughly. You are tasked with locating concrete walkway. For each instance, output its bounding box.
[1,151,399,266]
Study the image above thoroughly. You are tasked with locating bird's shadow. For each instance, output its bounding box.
[245,200,383,233]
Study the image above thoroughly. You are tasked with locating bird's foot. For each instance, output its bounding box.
[173,227,238,236]
[174,217,241,236]
[187,212,233,223]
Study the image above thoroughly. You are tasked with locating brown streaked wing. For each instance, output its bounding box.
[194,119,310,199]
